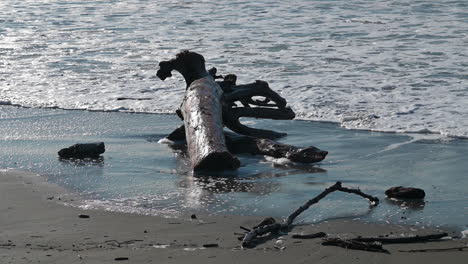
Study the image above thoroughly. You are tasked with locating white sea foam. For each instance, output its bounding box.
[462,230,468,239]
[1,0,467,138]
[157,138,174,144]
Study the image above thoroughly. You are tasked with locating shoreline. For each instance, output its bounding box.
[1,169,466,264]
[1,104,467,140]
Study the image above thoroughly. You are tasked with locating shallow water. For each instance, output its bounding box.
[1,106,466,231]
[1,0,468,137]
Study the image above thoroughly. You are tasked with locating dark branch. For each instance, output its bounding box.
[399,246,468,253]
[241,182,379,248]
[322,238,390,254]
[352,233,448,244]
[223,80,287,109]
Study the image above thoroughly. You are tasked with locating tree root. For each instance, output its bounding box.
[211,70,295,139]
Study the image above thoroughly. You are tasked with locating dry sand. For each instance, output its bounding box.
[1,170,466,264]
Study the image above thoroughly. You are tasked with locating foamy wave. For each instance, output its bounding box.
[1,0,467,139]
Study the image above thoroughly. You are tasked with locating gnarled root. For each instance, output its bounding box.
[210,71,295,139]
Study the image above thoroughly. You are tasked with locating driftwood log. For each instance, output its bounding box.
[157,51,240,171]
[158,51,327,170]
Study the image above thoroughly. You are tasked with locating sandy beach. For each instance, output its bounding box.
[1,169,466,264]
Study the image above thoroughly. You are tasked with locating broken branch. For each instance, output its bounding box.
[322,238,390,254]
[352,233,448,244]
[241,182,379,247]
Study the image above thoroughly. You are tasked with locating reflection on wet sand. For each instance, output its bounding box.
[385,198,426,210]
[175,155,327,211]
[58,157,105,167]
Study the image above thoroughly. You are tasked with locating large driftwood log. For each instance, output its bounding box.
[158,51,327,169]
[158,51,240,171]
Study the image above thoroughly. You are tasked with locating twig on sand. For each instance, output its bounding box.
[399,246,468,253]
[352,233,449,244]
[322,238,390,254]
[241,182,379,248]
[104,239,143,247]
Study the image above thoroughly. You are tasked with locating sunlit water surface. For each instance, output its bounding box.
[1,0,467,137]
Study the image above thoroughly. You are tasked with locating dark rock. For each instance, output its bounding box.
[58,142,105,159]
[385,186,425,199]
[190,214,197,220]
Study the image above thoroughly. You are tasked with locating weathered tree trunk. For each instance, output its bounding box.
[158,51,240,171]
[181,77,240,171]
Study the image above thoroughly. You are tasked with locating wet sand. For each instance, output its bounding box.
[1,170,466,264]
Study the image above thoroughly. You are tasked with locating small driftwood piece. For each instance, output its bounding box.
[227,136,328,163]
[352,233,448,244]
[399,246,468,253]
[157,51,240,171]
[322,238,390,254]
[241,182,379,247]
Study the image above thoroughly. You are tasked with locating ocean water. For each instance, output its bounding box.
[1,0,467,138]
[1,106,467,231]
